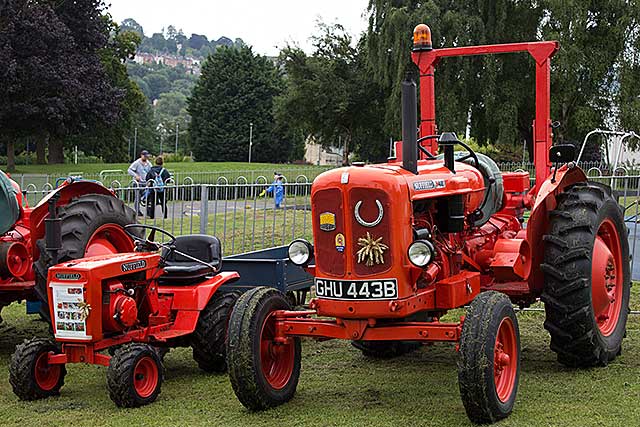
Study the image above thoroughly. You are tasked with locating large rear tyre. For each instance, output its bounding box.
[107,343,163,408]
[227,287,301,411]
[191,291,241,373]
[542,182,630,367]
[458,291,520,424]
[34,194,136,322]
[9,338,66,401]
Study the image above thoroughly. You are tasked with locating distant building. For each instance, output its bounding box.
[304,138,343,166]
[131,52,201,75]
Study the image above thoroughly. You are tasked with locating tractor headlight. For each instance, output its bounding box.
[408,240,435,267]
[288,239,313,266]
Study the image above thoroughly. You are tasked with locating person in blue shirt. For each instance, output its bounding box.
[260,173,284,208]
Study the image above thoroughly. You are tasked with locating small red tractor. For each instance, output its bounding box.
[10,224,242,407]
[0,171,136,321]
[226,24,630,423]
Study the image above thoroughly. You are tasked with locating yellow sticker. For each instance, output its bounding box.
[319,212,336,231]
[335,233,345,252]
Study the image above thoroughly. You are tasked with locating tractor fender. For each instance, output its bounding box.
[28,181,115,259]
[165,271,241,311]
[526,165,587,294]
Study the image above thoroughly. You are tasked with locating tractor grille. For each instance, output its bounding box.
[349,188,392,276]
[313,188,345,276]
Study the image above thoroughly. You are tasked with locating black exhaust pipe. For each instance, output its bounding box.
[401,78,418,174]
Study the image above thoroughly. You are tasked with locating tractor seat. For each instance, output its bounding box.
[159,235,222,285]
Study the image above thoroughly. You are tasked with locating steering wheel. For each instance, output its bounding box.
[437,133,480,169]
[416,135,438,159]
[124,224,176,252]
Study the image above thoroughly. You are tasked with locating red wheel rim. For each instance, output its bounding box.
[591,219,623,337]
[493,317,517,403]
[34,352,61,391]
[133,356,159,398]
[260,312,294,390]
[84,224,134,258]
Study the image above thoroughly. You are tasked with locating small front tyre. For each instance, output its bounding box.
[9,338,66,401]
[227,287,301,411]
[458,291,520,424]
[107,343,163,408]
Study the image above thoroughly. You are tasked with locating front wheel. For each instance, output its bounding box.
[458,291,520,424]
[227,287,301,411]
[107,343,163,408]
[9,338,67,400]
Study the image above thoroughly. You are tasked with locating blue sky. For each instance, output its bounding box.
[107,0,369,56]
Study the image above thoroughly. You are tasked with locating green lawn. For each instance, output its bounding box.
[0,287,638,427]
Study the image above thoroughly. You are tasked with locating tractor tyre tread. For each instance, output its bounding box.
[227,287,301,411]
[9,338,66,400]
[34,194,136,322]
[191,291,242,373]
[458,291,520,424]
[106,343,163,408]
[541,182,630,367]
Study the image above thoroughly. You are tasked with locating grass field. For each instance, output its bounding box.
[0,287,638,427]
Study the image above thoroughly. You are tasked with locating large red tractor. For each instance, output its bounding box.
[10,224,241,407]
[0,173,136,321]
[226,24,630,423]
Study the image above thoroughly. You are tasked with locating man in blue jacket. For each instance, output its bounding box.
[260,173,284,208]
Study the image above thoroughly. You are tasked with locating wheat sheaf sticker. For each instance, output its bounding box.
[356,232,389,266]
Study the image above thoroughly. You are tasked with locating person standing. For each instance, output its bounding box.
[260,173,285,209]
[145,156,171,219]
[128,150,152,216]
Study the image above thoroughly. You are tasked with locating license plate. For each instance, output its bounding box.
[314,278,398,300]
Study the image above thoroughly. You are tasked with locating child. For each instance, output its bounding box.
[260,173,284,208]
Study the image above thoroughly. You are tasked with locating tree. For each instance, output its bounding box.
[144,73,171,100]
[276,22,387,163]
[73,20,151,163]
[149,32,166,52]
[365,1,640,160]
[121,18,144,37]
[0,0,121,166]
[188,46,291,162]
[189,33,209,50]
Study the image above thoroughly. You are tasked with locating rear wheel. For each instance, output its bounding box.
[542,182,630,367]
[227,287,301,411]
[34,194,136,322]
[191,291,241,372]
[9,338,66,400]
[458,291,520,424]
[107,343,163,408]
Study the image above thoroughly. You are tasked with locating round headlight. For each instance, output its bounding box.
[408,240,434,267]
[288,239,312,266]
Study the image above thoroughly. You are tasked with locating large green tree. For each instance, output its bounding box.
[365,0,640,160]
[0,0,123,167]
[188,46,294,162]
[276,22,387,163]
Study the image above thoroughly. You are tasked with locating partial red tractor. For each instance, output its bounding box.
[226,24,631,423]
[0,173,136,321]
[10,224,241,408]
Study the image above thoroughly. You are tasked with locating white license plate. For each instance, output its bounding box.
[314,278,398,300]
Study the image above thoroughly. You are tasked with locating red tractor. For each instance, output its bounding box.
[226,24,630,423]
[10,224,241,407]
[0,172,136,321]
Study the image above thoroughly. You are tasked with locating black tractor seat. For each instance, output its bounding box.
[159,235,222,285]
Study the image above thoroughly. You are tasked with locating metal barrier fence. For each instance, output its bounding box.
[24,177,314,257]
[12,166,332,191]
